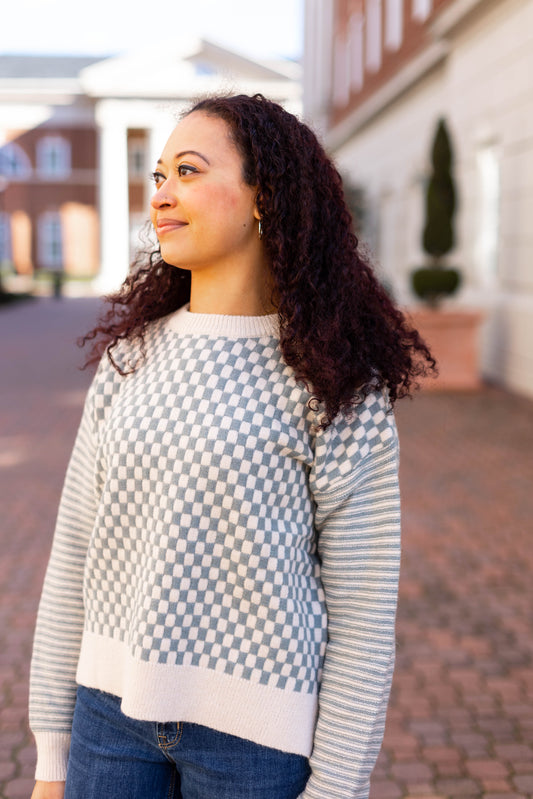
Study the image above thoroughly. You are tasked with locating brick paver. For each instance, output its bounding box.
[1,297,532,799]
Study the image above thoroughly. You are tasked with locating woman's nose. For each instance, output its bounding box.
[151,187,176,210]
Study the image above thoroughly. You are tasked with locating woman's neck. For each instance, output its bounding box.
[188,257,276,316]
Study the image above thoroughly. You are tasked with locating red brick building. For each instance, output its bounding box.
[0,56,100,278]
[0,45,300,290]
[330,0,454,124]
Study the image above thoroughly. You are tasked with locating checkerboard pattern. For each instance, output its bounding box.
[84,317,331,694]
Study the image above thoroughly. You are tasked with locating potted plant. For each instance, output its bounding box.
[412,118,461,306]
[409,118,483,390]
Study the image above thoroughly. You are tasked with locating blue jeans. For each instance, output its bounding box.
[65,686,310,798]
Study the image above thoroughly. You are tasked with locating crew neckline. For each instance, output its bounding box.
[164,304,279,338]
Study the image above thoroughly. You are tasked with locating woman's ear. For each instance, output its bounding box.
[253,190,263,222]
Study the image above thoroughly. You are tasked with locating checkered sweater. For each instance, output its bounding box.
[30,306,400,798]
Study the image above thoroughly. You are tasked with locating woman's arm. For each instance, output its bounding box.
[29,377,101,781]
[301,433,401,799]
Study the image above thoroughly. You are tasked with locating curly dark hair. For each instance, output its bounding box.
[82,93,436,427]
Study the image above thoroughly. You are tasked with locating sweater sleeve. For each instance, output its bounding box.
[29,363,107,781]
[300,402,401,799]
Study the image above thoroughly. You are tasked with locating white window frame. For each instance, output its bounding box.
[0,211,11,262]
[412,0,432,22]
[475,145,500,288]
[128,138,146,179]
[0,142,32,180]
[36,136,71,179]
[366,0,383,73]
[38,211,63,269]
[385,0,403,50]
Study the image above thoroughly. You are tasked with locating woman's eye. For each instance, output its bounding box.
[177,164,198,177]
[150,171,166,186]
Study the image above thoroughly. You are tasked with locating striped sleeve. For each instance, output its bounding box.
[301,431,401,799]
[29,373,101,781]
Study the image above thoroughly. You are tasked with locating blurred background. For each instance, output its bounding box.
[2,0,532,397]
[0,0,303,296]
[1,2,533,798]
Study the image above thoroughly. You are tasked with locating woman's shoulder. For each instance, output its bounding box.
[321,389,396,448]
[311,389,398,495]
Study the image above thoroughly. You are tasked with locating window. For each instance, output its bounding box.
[36,136,71,179]
[128,138,147,179]
[366,0,383,72]
[476,145,500,286]
[349,11,365,92]
[378,188,397,290]
[385,0,403,50]
[333,34,351,107]
[412,0,432,22]
[38,211,63,269]
[0,212,11,262]
[194,62,216,76]
[0,142,32,179]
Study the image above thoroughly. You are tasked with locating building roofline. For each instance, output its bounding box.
[0,54,110,79]
[430,0,489,38]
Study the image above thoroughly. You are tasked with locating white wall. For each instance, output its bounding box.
[330,0,533,398]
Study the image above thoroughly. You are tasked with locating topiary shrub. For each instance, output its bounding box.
[412,118,461,306]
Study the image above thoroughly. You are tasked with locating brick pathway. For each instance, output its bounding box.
[0,297,532,799]
[375,390,533,798]
[0,297,102,799]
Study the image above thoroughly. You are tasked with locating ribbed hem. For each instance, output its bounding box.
[165,304,279,338]
[76,630,317,758]
[33,731,71,781]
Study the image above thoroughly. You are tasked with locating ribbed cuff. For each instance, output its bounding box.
[33,731,71,781]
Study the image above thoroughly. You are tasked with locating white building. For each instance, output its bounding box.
[304,0,533,399]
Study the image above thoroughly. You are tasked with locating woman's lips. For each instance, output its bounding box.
[155,219,187,235]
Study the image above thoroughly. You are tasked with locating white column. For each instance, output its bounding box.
[94,100,130,293]
[147,116,174,208]
[147,103,188,174]
[148,119,173,173]
[143,105,187,251]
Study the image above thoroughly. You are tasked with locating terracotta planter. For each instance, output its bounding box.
[408,308,485,391]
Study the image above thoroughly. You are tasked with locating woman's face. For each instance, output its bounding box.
[150,112,260,275]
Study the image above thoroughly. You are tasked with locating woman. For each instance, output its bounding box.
[30,93,435,799]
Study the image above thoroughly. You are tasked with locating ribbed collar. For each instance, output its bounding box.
[164,304,279,338]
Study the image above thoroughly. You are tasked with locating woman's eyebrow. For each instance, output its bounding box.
[157,150,211,166]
